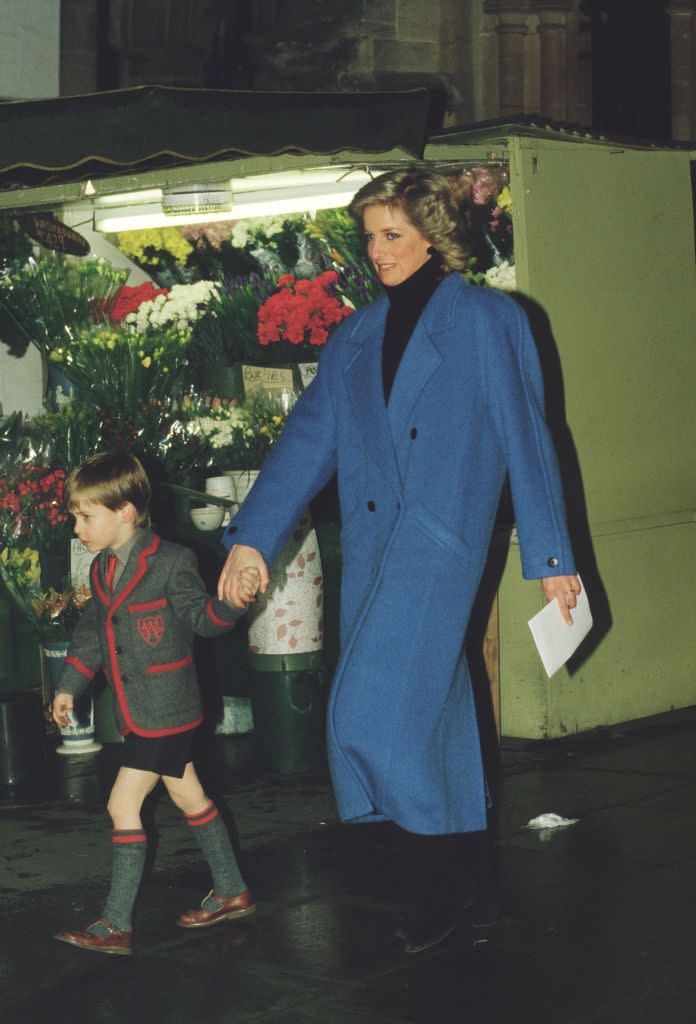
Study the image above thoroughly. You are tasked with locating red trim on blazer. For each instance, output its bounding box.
[103,535,202,738]
[92,556,109,608]
[127,598,168,613]
[65,655,96,680]
[147,654,193,675]
[206,599,238,628]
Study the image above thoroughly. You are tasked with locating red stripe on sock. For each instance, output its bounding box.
[112,831,147,844]
[185,801,218,827]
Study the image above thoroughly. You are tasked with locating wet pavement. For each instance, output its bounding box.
[2,715,696,1024]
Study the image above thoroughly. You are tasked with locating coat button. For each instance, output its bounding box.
[121,674,129,684]
[547,557,559,568]
[410,427,417,439]
[111,615,119,625]
[367,500,376,511]
[115,645,122,655]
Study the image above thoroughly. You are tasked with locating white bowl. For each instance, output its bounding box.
[190,505,225,531]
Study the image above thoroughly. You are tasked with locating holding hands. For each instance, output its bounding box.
[219,545,270,609]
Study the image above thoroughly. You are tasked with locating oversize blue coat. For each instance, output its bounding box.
[224,272,575,834]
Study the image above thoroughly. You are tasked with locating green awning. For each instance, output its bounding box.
[0,85,435,190]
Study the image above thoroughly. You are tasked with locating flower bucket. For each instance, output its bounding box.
[42,640,101,756]
[198,362,244,401]
[247,509,323,657]
[224,469,260,507]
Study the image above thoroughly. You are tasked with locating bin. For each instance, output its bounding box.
[248,651,326,775]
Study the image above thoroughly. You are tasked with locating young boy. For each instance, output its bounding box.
[52,451,260,956]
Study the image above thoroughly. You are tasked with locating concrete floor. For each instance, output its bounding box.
[1,717,695,1024]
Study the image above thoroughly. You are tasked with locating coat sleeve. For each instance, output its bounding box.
[483,294,576,579]
[221,330,341,566]
[57,596,102,698]
[166,545,246,635]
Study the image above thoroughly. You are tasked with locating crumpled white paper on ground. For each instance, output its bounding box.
[527,812,579,830]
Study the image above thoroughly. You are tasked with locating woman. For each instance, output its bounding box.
[218,167,580,951]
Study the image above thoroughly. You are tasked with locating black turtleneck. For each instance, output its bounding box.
[382,252,444,403]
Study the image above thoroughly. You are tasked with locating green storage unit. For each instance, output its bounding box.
[426,125,696,739]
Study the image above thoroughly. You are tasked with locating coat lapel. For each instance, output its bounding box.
[343,299,402,497]
[110,531,160,614]
[386,319,442,442]
[386,273,462,443]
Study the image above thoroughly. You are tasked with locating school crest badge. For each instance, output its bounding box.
[137,614,165,647]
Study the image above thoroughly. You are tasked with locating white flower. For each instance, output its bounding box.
[125,280,218,333]
[484,261,516,292]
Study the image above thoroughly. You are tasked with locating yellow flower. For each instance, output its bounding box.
[116,228,193,266]
[141,356,152,368]
[106,338,116,350]
[496,185,512,212]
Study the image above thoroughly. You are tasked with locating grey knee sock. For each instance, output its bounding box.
[100,829,147,932]
[184,801,245,899]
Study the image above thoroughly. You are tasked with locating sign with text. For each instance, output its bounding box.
[298,362,318,390]
[70,540,96,588]
[20,213,90,256]
[242,364,295,398]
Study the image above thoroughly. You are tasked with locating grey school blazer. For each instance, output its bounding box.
[58,529,244,737]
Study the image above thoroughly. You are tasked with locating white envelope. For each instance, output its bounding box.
[528,576,592,678]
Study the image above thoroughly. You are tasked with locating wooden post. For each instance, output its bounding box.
[483,591,501,741]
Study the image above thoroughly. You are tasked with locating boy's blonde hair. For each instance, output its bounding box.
[64,452,152,528]
[348,166,470,274]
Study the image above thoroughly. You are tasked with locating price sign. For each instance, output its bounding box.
[20,213,90,256]
[242,364,295,397]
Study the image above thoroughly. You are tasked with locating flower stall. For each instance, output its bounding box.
[0,86,693,759]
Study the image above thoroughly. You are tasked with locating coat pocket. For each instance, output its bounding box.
[413,504,471,561]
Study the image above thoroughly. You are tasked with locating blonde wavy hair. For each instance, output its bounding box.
[348,166,469,274]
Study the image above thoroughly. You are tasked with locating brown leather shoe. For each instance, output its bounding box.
[54,918,133,956]
[177,888,256,929]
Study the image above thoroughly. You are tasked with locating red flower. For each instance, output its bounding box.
[108,282,169,324]
[257,272,352,349]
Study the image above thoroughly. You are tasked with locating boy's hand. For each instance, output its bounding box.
[239,566,262,601]
[218,545,269,608]
[52,692,74,728]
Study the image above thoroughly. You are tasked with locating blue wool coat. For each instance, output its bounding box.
[224,273,575,834]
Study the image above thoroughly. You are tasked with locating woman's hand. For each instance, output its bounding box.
[52,692,74,728]
[218,544,269,608]
[541,575,582,626]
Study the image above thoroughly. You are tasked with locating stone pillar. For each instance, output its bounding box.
[667,2,696,141]
[537,5,572,121]
[496,11,530,116]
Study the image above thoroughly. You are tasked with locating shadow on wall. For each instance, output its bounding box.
[513,291,612,671]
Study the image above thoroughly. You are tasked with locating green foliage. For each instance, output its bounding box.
[0,253,127,358]
[306,207,366,268]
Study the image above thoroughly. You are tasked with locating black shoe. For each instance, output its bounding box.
[395,914,458,955]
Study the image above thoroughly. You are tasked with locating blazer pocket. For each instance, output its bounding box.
[127,598,169,613]
[413,504,471,560]
[147,654,193,675]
